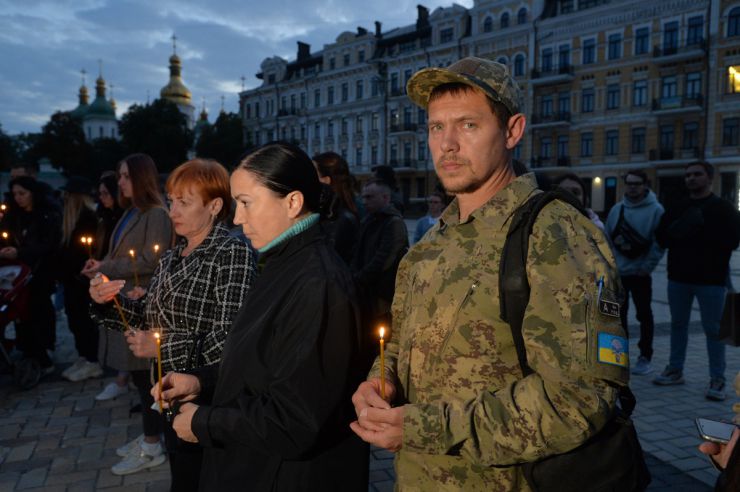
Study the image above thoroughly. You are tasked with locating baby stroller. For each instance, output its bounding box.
[0,260,34,388]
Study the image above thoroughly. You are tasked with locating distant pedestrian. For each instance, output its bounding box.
[553,173,604,230]
[605,170,664,376]
[413,191,445,243]
[313,151,360,264]
[653,162,740,401]
[372,165,404,214]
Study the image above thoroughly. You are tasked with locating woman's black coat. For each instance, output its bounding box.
[191,223,369,491]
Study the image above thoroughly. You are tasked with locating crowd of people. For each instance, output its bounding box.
[1,56,739,491]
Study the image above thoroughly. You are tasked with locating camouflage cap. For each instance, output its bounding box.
[406,57,523,115]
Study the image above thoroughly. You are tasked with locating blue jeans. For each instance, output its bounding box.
[667,280,726,380]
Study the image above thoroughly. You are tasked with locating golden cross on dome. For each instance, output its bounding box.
[171,34,177,54]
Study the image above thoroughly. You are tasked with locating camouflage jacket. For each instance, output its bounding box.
[369,173,629,491]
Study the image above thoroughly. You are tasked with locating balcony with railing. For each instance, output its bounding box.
[652,40,706,62]
[530,65,575,85]
[651,95,703,113]
[530,111,571,127]
[649,148,675,161]
[389,123,418,134]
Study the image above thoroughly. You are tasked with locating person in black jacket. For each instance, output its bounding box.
[653,161,740,401]
[95,172,124,260]
[352,180,409,336]
[58,176,103,382]
[155,142,368,491]
[0,176,61,374]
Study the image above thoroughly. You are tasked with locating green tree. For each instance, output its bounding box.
[195,112,245,168]
[90,138,128,174]
[0,124,16,170]
[32,111,92,177]
[119,99,193,173]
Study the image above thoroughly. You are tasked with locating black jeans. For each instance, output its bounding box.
[130,369,162,437]
[163,417,203,492]
[620,274,655,360]
[62,278,98,362]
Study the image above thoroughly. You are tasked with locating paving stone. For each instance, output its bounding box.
[121,467,170,486]
[67,479,96,492]
[96,468,122,488]
[5,441,36,463]
[15,466,47,490]
[44,469,96,486]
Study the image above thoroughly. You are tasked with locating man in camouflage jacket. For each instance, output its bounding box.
[351,57,630,491]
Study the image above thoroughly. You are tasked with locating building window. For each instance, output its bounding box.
[390,144,397,162]
[403,107,412,126]
[540,137,552,158]
[542,48,553,72]
[355,147,362,165]
[541,95,553,116]
[683,122,699,149]
[557,135,569,157]
[356,79,364,100]
[687,16,703,45]
[517,8,527,24]
[371,146,378,165]
[631,127,646,154]
[728,65,740,93]
[300,92,306,109]
[329,57,335,70]
[343,54,350,66]
[440,28,454,43]
[661,76,678,99]
[403,142,412,162]
[300,125,306,140]
[341,118,348,136]
[605,130,619,155]
[358,50,365,62]
[355,115,363,133]
[327,120,334,137]
[580,132,593,157]
[327,86,334,105]
[418,141,426,161]
[371,79,380,97]
[558,45,570,69]
[314,89,320,107]
[245,104,251,119]
[501,12,510,29]
[633,80,647,106]
[607,84,620,109]
[255,102,260,117]
[581,88,594,112]
[723,118,739,146]
[558,92,570,115]
[483,16,493,33]
[418,107,426,125]
[660,125,674,151]
[514,54,525,76]
[663,21,679,51]
[341,83,349,102]
[634,27,649,55]
[730,7,740,37]
[582,38,595,64]
[371,112,379,131]
[608,33,622,60]
[390,73,399,93]
[686,72,702,99]
[281,96,286,110]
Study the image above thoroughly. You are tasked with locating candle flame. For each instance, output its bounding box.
[153,244,160,253]
[2,232,8,239]
[81,236,87,244]
[379,326,385,339]
[154,332,160,340]
[1,204,6,211]
[129,249,135,257]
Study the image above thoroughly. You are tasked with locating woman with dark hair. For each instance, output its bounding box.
[95,171,124,260]
[553,173,605,230]
[90,159,255,489]
[0,176,61,377]
[81,153,173,476]
[313,151,360,263]
[57,176,103,383]
[156,142,368,491]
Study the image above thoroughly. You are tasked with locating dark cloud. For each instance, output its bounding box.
[0,0,468,134]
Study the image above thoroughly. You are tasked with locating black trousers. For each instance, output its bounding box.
[62,278,98,362]
[620,274,655,360]
[130,369,163,437]
[163,416,203,492]
[16,277,55,367]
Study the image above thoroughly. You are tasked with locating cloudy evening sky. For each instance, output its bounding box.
[0,0,474,136]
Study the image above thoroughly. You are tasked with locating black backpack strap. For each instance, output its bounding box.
[498,190,588,377]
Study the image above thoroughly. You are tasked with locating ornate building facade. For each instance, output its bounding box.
[240,0,740,211]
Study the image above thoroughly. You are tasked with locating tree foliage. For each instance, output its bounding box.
[34,111,93,178]
[195,112,245,169]
[0,124,16,170]
[119,99,193,173]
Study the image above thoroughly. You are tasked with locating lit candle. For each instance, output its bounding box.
[1,231,8,247]
[0,204,6,212]
[100,274,130,332]
[153,244,160,256]
[129,249,139,287]
[379,326,386,400]
[154,331,163,413]
[81,236,93,259]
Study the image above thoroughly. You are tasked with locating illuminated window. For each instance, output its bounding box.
[729,66,740,93]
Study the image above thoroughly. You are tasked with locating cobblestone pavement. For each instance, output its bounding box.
[1,252,739,491]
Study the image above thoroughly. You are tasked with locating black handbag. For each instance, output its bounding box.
[500,191,651,492]
[610,205,651,259]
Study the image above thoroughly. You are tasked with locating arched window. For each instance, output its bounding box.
[518,8,527,25]
[730,7,740,36]
[501,12,510,28]
[483,16,493,33]
[514,54,525,76]
[498,57,508,66]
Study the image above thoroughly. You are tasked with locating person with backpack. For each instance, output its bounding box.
[605,170,665,376]
[350,58,647,491]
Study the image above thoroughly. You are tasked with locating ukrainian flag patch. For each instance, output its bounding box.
[597,333,629,368]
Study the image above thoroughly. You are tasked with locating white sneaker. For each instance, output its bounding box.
[95,382,129,401]
[116,434,144,458]
[110,445,166,475]
[67,361,103,382]
[62,358,86,379]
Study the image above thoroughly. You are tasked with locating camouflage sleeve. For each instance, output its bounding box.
[402,205,628,465]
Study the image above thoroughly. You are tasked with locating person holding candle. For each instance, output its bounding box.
[155,142,368,491]
[81,154,173,473]
[56,176,103,382]
[90,158,254,486]
[95,172,124,260]
[0,176,62,379]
